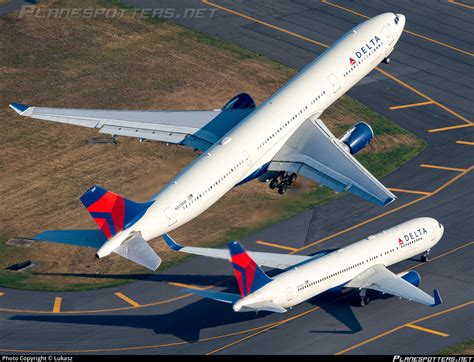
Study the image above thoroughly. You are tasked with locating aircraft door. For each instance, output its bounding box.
[164,206,177,226]
[327,73,341,94]
[243,150,251,166]
[382,25,394,46]
[286,287,294,302]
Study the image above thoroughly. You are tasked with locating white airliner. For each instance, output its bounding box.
[10,13,405,270]
[164,217,443,312]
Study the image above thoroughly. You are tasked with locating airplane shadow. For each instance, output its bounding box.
[11,287,397,340]
[308,289,397,334]
[34,249,337,285]
[11,297,271,343]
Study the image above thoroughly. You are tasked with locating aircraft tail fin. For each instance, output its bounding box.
[80,185,153,240]
[228,241,272,297]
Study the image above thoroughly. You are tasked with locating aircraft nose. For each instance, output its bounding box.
[396,14,406,28]
[439,222,444,237]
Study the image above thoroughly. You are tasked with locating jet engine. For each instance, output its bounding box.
[340,122,374,155]
[398,270,421,287]
[223,92,256,110]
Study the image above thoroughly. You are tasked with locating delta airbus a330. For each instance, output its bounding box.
[163,217,443,312]
[10,13,405,270]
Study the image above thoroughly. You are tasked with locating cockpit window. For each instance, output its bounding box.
[394,16,399,25]
[438,222,442,228]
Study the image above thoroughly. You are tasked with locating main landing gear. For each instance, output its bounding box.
[382,57,391,64]
[421,248,431,262]
[359,288,371,307]
[269,172,297,195]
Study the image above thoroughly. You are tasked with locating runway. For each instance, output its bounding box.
[1,0,473,354]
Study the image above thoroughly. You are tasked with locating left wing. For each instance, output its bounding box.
[268,116,396,206]
[9,102,253,151]
[346,264,442,306]
[163,234,310,270]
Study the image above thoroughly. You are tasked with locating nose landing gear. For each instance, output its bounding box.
[421,249,430,262]
[382,57,391,64]
[269,172,297,195]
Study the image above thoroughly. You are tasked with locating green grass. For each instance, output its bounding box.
[439,337,474,355]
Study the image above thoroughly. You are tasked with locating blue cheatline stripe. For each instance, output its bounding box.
[89,212,117,236]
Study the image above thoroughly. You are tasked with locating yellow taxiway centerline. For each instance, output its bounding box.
[321,0,474,57]
[420,164,468,172]
[202,0,471,127]
[389,101,434,110]
[403,241,473,273]
[448,0,474,10]
[168,282,207,291]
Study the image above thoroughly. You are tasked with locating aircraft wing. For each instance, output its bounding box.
[9,102,253,151]
[346,264,442,306]
[268,116,396,206]
[163,234,310,269]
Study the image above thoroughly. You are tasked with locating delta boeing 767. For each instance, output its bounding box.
[10,13,405,270]
[164,217,443,312]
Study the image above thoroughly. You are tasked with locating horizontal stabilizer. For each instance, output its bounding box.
[241,300,287,313]
[114,233,161,271]
[182,288,241,304]
[163,233,310,269]
[33,229,107,248]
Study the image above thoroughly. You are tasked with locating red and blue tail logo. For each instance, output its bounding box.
[228,241,272,297]
[80,186,153,240]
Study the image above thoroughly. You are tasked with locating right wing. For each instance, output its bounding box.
[163,234,310,270]
[9,102,253,151]
[346,264,442,306]
[268,116,396,206]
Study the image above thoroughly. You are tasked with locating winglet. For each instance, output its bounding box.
[9,102,30,115]
[432,289,442,306]
[163,233,183,251]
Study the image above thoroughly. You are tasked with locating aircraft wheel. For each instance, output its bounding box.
[269,179,278,189]
[289,173,297,184]
[421,254,429,262]
[382,57,391,64]
[278,184,288,195]
[360,296,370,307]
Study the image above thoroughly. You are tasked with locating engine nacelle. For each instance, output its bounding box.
[223,92,256,110]
[398,270,421,287]
[340,122,374,155]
